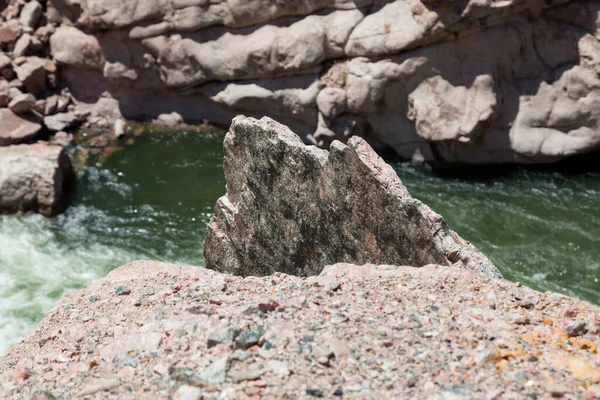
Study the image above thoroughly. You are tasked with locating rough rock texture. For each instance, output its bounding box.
[2,260,600,399]
[204,116,500,279]
[0,108,40,145]
[32,0,600,163]
[0,143,72,216]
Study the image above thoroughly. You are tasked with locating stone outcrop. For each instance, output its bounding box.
[0,143,72,216]
[3,260,600,399]
[10,0,595,164]
[204,116,500,279]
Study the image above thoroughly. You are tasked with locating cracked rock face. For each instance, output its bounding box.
[204,116,501,280]
[47,0,600,164]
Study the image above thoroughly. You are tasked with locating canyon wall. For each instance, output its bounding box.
[2,0,600,163]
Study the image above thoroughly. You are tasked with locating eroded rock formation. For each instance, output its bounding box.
[204,116,500,279]
[21,0,600,163]
[0,143,72,216]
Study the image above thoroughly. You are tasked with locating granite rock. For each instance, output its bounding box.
[204,116,500,279]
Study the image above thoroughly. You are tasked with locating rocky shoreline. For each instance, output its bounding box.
[2,116,600,399]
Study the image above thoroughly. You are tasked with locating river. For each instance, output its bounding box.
[1,128,599,355]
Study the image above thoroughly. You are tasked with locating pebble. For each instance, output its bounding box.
[78,377,121,396]
[199,356,229,385]
[329,280,341,292]
[172,385,203,400]
[207,327,241,348]
[329,339,350,359]
[545,383,571,398]
[234,327,264,350]
[115,286,131,296]
[306,388,324,397]
[29,389,56,400]
[152,363,169,376]
[228,365,261,383]
[566,321,587,337]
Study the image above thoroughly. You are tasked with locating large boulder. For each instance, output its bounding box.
[204,116,501,280]
[0,144,72,216]
[0,108,41,146]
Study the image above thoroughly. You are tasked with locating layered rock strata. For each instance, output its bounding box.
[2,260,600,399]
[204,116,500,279]
[16,0,599,163]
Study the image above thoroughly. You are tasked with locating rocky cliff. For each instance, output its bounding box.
[1,0,594,164]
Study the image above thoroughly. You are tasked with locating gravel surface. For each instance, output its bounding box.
[2,260,600,399]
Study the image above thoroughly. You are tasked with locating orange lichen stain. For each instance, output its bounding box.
[521,331,544,344]
[548,354,600,382]
[555,330,570,341]
[486,346,524,364]
[543,318,554,326]
[595,315,600,321]
[571,339,598,354]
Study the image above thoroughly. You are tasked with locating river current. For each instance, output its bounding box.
[1,129,599,355]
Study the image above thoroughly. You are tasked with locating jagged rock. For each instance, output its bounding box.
[204,116,501,280]
[19,1,42,29]
[14,57,46,96]
[0,108,41,145]
[8,93,35,113]
[0,143,72,216]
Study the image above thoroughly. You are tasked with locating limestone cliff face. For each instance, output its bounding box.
[47,0,600,163]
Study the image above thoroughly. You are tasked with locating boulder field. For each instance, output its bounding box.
[0,0,597,164]
[2,117,600,399]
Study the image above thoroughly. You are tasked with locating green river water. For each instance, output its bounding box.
[1,129,599,355]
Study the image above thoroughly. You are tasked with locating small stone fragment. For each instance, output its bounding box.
[258,297,280,313]
[306,388,324,397]
[153,363,169,376]
[207,327,241,348]
[329,280,341,292]
[199,356,229,385]
[545,383,571,398]
[78,378,121,396]
[115,286,131,296]
[172,385,203,400]
[566,321,587,337]
[29,389,57,400]
[228,365,261,383]
[266,360,290,376]
[329,339,350,359]
[235,328,264,350]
